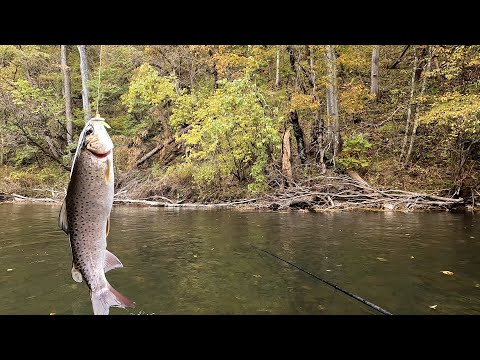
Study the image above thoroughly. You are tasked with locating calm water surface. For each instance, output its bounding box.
[0,203,478,315]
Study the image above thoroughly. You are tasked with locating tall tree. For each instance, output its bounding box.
[306,46,326,172]
[405,46,432,165]
[370,45,380,100]
[61,45,74,144]
[0,119,4,166]
[286,46,307,165]
[208,47,219,90]
[281,126,293,187]
[289,110,307,164]
[77,45,91,122]
[324,45,341,161]
[400,46,419,162]
[275,47,280,88]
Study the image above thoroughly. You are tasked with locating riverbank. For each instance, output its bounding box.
[2,173,478,213]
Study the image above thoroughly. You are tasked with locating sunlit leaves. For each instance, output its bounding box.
[339,80,373,115]
[289,93,319,112]
[122,63,178,113]
[336,45,371,75]
[171,76,281,192]
[419,92,480,137]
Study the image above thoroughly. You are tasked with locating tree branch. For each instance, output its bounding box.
[388,45,411,69]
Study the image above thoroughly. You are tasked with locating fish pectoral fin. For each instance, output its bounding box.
[105,157,111,185]
[71,265,83,283]
[58,199,69,234]
[106,216,110,237]
[105,249,123,273]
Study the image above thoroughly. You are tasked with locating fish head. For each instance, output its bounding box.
[83,119,114,158]
[69,117,114,178]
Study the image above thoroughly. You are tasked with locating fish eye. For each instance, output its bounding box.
[85,127,94,136]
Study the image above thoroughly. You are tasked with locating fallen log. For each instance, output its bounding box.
[135,125,191,167]
[113,198,257,208]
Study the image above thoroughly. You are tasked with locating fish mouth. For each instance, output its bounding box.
[88,149,111,159]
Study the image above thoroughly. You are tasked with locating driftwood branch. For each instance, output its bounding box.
[257,174,465,212]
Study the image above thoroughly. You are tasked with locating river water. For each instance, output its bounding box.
[0,203,478,315]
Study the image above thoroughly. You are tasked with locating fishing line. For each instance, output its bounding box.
[95,45,103,118]
[250,244,393,315]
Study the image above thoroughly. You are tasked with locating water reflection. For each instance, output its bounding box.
[0,203,478,315]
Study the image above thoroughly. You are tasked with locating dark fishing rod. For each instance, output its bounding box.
[251,245,393,315]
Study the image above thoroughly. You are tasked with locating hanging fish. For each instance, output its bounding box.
[58,116,135,315]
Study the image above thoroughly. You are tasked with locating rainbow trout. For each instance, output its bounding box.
[58,117,134,315]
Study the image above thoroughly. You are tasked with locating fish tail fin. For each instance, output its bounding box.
[91,283,135,315]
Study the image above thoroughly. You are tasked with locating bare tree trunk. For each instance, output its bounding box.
[309,46,316,94]
[287,46,307,94]
[289,110,307,165]
[324,45,341,162]
[190,59,195,89]
[208,48,219,90]
[0,121,4,166]
[313,108,326,173]
[281,126,293,187]
[61,45,74,144]
[400,47,419,161]
[275,47,280,87]
[77,45,91,122]
[405,46,432,165]
[370,45,380,100]
[285,45,308,165]
[307,47,325,171]
[309,46,325,171]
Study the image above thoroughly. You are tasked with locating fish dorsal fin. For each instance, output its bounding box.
[106,216,110,237]
[58,198,69,234]
[71,264,83,283]
[105,250,123,273]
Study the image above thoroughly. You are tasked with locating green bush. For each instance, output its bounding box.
[338,133,372,170]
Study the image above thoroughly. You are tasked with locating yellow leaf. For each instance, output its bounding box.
[100,120,111,129]
[429,305,437,309]
[441,271,454,275]
[376,257,387,262]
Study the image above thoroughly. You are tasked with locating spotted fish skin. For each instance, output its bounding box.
[59,119,134,315]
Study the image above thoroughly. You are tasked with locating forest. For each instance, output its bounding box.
[0,45,479,211]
